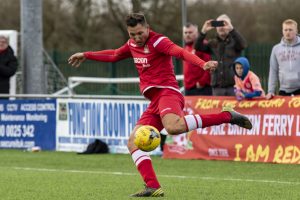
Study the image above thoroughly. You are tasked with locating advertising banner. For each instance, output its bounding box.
[0,99,56,150]
[56,99,154,154]
[163,96,300,164]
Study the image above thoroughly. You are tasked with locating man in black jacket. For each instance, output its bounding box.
[0,35,18,98]
[195,14,247,96]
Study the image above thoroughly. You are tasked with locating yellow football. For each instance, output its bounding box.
[134,125,161,152]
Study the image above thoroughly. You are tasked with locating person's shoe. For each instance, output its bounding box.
[222,106,252,130]
[130,185,164,197]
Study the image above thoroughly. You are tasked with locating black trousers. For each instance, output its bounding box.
[185,86,213,96]
[279,88,300,96]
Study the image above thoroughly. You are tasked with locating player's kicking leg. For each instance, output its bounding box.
[162,106,252,135]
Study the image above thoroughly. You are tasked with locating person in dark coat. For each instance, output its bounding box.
[0,35,18,98]
[195,14,247,96]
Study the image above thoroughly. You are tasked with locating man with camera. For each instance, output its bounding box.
[195,14,247,96]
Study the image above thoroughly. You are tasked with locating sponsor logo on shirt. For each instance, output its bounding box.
[134,57,148,64]
[134,57,151,67]
[142,64,151,68]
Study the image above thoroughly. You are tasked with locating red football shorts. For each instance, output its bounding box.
[137,88,185,131]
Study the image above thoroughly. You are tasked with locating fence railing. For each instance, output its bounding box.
[53,75,184,96]
[14,44,274,96]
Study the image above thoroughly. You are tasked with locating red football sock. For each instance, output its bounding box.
[200,112,231,128]
[137,159,160,188]
[131,149,160,189]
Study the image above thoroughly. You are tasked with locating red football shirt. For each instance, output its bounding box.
[84,30,206,96]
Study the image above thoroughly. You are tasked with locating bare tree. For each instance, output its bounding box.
[131,0,142,12]
[106,0,129,43]
[1,0,296,51]
[0,0,20,31]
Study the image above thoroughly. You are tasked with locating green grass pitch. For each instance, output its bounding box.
[0,149,299,200]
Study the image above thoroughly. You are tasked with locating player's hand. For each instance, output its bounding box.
[265,93,274,100]
[201,19,215,34]
[203,61,218,71]
[68,52,86,67]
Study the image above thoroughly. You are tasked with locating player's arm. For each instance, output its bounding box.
[155,38,217,71]
[68,43,131,67]
[196,52,212,86]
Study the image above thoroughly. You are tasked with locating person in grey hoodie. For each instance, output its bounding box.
[266,19,300,99]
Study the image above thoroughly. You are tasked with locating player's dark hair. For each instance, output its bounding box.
[126,12,147,27]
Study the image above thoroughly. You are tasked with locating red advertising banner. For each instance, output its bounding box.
[163,96,300,164]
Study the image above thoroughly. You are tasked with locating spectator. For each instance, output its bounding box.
[195,14,247,96]
[0,35,18,98]
[266,19,300,99]
[183,22,212,96]
[233,57,265,101]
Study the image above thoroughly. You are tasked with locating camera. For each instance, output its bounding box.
[211,20,225,27]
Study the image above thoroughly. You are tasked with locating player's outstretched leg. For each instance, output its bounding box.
[180,106,252,134]
[130,184,164,197]
[222,106,252,129]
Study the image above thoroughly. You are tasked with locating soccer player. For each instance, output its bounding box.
[68,12,252,197]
